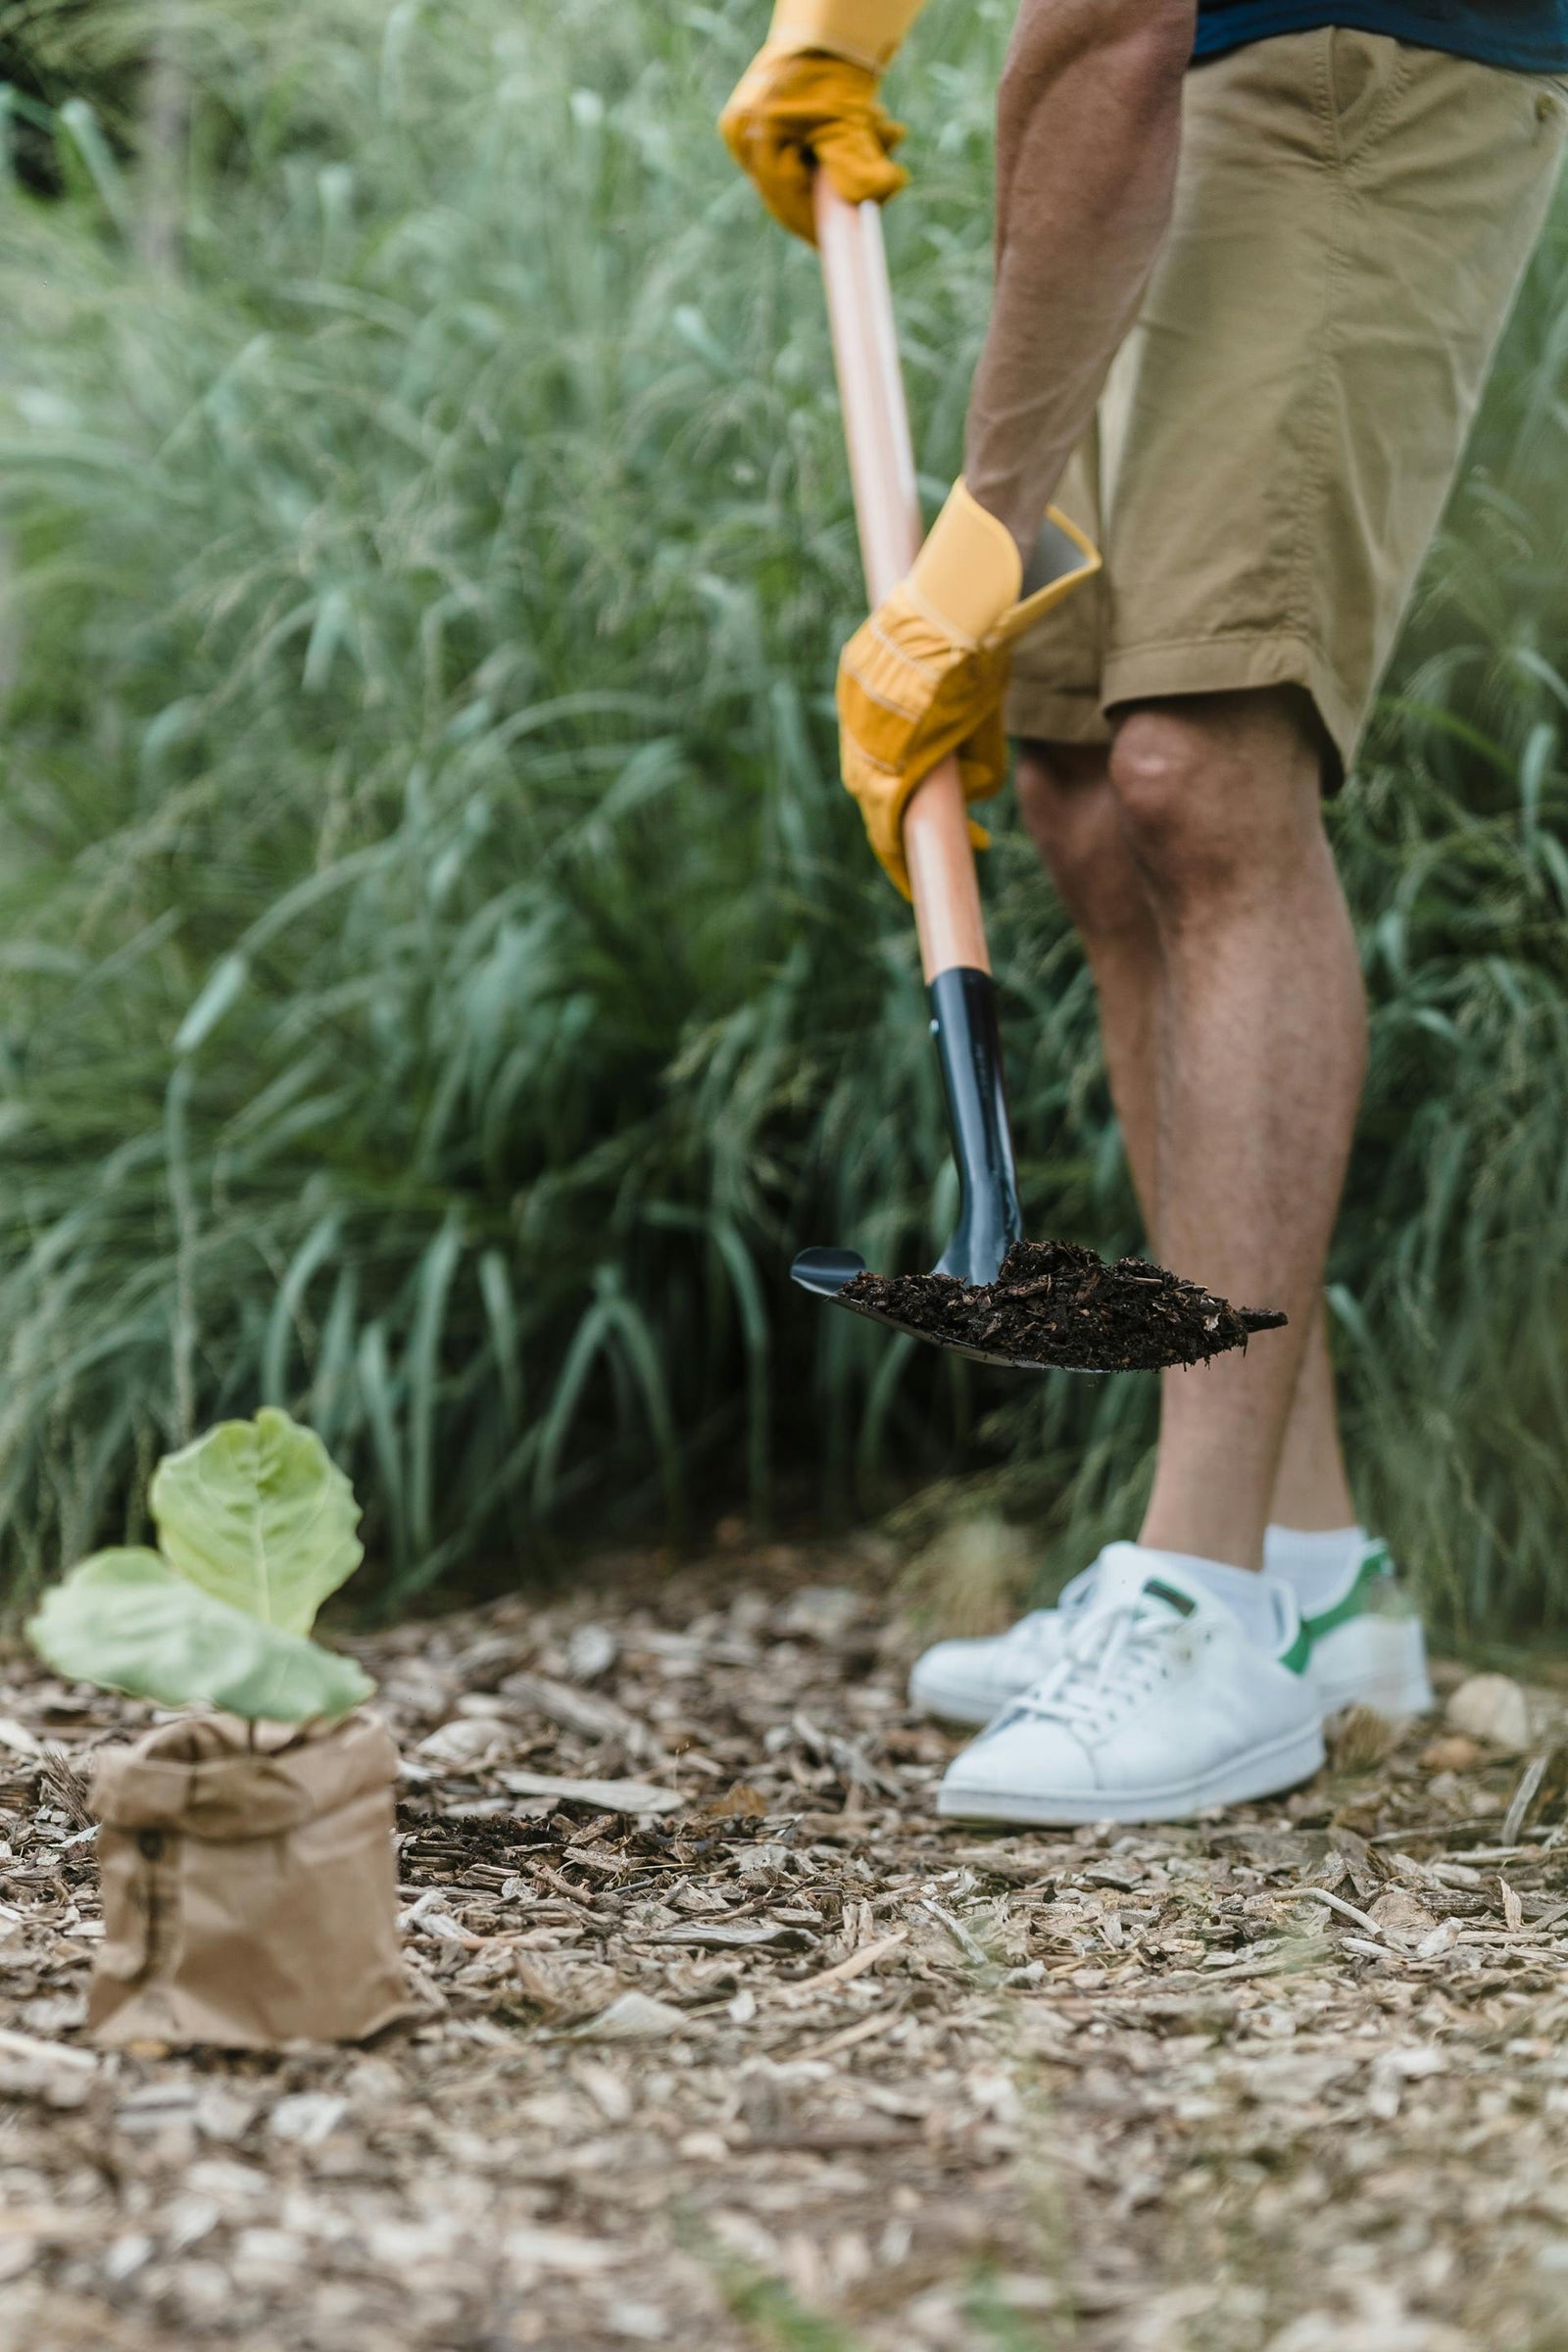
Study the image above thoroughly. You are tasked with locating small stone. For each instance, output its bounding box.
[1446,1673,1532,1754]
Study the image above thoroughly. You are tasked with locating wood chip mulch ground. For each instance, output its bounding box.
[3,1535,1568,2352]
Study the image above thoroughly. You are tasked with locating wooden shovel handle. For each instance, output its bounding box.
[814,179,990,981]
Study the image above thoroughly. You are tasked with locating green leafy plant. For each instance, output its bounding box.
[25,1408,373,1718]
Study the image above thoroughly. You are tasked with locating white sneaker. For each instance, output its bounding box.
[1300,1538,1433,1716]
[907,1566,1099,1726]
[936,1544,1324,1827]
[910,1532,1431,1726]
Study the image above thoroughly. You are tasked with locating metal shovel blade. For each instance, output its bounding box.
[789,967,1109,1374]
[790,968,1287,1376]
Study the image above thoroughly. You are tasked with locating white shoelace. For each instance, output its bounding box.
[995,1591,1188,1742]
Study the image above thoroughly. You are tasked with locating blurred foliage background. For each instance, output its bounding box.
[0,0,1565,1629]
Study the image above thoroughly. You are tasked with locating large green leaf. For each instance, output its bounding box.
[26,1549,374,1722]
[150,1407,363,1635]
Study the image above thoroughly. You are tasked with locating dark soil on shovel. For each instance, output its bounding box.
[844,1238,1287,1371]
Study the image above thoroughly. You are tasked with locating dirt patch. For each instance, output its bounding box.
[2,1539,1567,2351]
[845,1240,1287,1372]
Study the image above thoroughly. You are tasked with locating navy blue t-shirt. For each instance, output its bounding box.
[1195,3,1568,71]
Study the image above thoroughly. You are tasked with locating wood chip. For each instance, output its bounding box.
[0,2026,96,2074]
[1501,1749,1557,1846]
[920,1897,991,1967]
[498,1772,684,1816]
[791,2006,905,2064]
[644,1921,813,1951]
[570,1991,689,2041]
[1283,1885,1386,1938]
[497,1673,640,1743]
[773,1930,907,2007]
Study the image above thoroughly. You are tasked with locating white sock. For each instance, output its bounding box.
[1263,1523,1366,1609]
[1128,1543,1283,1651]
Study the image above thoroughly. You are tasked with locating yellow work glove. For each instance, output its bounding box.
[718,0,927,244]
[837,482,1101,899]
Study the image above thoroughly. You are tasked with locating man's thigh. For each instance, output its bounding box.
[1005,26,1568,773]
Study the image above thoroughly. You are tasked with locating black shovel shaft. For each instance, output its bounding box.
[929,966,1024,1287]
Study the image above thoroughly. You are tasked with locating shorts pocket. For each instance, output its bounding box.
[1326,25,1413,171]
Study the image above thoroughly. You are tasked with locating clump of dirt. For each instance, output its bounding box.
[844,1237,1286,1370]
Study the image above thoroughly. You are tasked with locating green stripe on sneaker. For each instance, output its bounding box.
[1300,1543,1395,1649]
[1278,1620,1312,1677]
[1142,1577,1198,1618]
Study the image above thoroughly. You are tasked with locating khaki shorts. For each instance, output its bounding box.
[1006,26,1568,773]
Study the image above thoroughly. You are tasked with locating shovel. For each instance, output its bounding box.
[790,182,1284,1373]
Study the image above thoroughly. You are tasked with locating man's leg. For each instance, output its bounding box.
[915,705,1368,1759]
[1268,1314,1356,1534]
[1014,702,1365,1561]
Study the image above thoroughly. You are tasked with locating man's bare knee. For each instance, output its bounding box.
[1106,691,1325,906]
[1015,738,1153,942]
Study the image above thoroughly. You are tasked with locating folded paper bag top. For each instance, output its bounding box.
[87,1709,415,2051]
[92,1709,393,1839]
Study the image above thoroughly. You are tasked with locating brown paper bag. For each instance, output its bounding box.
[87,1709,414,2050]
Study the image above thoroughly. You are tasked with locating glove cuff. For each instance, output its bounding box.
[908,480,1102,648]
[765,0,925,72]
[907,480,1021,646]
